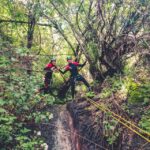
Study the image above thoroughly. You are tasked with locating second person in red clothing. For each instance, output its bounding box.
[44,57,57,93]
[59,56,91,98]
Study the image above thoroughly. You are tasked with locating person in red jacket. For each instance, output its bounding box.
[59,56,91,98]
[43,58,57,93]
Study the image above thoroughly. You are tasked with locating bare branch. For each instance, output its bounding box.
[0,19,52,27]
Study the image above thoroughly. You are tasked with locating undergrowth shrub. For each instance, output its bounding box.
[1,46,55,149]
[139,110,150,133]
[128,82,150,104]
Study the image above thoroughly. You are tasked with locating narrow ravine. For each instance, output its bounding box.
[40,104,80,150]
[40,98,150,150]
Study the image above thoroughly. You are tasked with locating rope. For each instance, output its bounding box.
[99,103,150,136]
[87,98,150,143]
[87,100,150,136]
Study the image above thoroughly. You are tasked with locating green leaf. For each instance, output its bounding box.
[0,108,7,113]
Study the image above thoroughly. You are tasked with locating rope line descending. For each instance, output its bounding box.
[87,98,150,143]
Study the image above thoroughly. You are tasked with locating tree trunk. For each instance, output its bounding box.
[26,12,35,74]
[27,12,35,49]
[89,63,104,82]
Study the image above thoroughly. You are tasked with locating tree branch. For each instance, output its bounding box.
[0,19,52,27]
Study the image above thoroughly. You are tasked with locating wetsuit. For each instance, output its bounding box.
[44,63,56,93]
[59,61,90,98]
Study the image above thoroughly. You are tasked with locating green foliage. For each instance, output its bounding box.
[99,66,150,106]
[0,109,44,149]
[86,91,95,98]
[0,0,150,148]
[0,112,16,145]
[107,132,119,145]
[100,89,112,99]
[100,75,123,99]
[0,46,55,149]
[30,111,53,123]
[103,118,119,145]
[139,110,150,133]
[15,128,43,150]
[128,82,150,104]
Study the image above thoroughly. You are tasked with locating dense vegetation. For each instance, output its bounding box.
[1,0,150,149]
